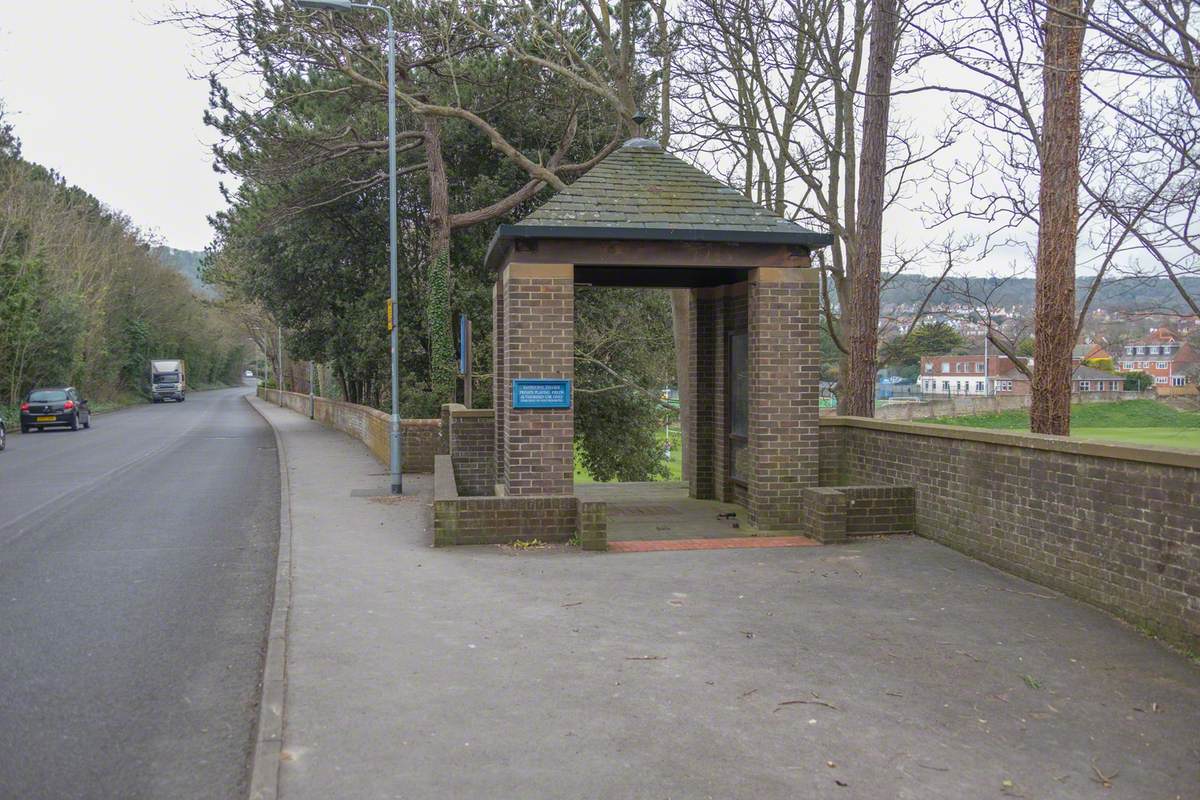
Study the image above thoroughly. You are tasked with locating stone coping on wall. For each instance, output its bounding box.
[449,408,496,419]
[260,387,441,427]
[821,416,1200,470]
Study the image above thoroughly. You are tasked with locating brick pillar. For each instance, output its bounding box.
[502,263,574,496]
[492,278,505,487]
[746,266,819,529]
[688,289,718,499]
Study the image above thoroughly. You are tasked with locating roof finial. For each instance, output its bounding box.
[622,111,662,151]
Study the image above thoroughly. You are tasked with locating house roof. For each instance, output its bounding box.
[1129,329,1180,346]
[1073,343,1110,360]
[484,138,833,271]
[1073,365,1121,381]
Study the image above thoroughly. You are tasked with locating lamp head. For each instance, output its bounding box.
[296,0,354,10]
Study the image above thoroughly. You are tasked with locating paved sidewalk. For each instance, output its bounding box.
[251,397,1200,800]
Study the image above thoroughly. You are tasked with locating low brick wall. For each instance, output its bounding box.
[861,391,1145,422]
[801,485,915,543]
[258,387,439,473]
[433,455,589,547]
[820,417,1200,647]
[443,405,496,497]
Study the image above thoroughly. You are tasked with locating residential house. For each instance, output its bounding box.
[992,365,1126,396]
[1115,330,1199,389]
[919,354,1023,396]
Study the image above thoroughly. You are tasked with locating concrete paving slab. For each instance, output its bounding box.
[576,480,787,541]
[251,398,1200,800]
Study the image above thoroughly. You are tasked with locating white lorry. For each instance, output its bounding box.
[150,359,186,403]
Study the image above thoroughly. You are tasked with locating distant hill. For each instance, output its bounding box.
[881,274,1200,314]
[153,246,215,298]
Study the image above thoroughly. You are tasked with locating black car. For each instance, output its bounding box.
[0,413,6,450]
[20,387,91,433]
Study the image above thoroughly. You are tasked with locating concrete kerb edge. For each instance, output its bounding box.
[244,395,293,800]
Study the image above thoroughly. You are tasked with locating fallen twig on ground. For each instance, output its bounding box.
[775,699,840,712]
[1090,759,1118,788]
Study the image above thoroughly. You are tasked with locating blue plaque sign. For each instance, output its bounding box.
[512,379,572,409]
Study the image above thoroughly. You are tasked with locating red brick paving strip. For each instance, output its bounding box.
[607,536,820,553]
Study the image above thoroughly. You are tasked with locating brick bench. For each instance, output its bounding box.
[802,485,915,544]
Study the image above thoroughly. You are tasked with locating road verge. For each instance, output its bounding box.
[245,395,294,800]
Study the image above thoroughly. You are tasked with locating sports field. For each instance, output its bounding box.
[930,400,1200,451]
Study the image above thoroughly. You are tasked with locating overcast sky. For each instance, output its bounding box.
[0,1,230,252]
[0,1,1020,277]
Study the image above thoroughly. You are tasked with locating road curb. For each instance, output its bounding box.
[245,395,294,800]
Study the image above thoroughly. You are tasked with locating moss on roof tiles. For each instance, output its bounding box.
[516,141,819,236]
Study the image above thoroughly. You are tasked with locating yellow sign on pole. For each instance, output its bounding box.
[386,298,394,332]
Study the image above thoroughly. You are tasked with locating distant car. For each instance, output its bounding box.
[20,387,91,433]
[0,414,6,450]
[244,370,254,377]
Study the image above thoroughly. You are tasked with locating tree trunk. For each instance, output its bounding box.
[842,0,898,418]
[423,115,455,402]
[1031,0,1085,436]
[656,0,689,482]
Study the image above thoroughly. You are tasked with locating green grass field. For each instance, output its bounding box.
[574,430,683,483]
[930,400,1200,451]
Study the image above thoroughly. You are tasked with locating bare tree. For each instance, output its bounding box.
[672,0,954,414]
[1030,0,1087,434]
[843,0,901,416]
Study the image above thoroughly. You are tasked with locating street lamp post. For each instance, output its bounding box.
[297,0,402,494]
[278,324,284,406]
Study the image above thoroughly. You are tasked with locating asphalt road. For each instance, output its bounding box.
[0,385,280,799]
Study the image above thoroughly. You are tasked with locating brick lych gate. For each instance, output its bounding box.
[482,135,832,530]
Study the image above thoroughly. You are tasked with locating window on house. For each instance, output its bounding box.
[925,362,932,373]
[1079,381,1090,392]
[975,381,984,391]
[1173,376,1186,386]
[941,363,949,374]
[1157,361,1167,369]
[1155,376,1168,384]
[942,380,950,391]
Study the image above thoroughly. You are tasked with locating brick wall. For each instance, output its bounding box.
[687,284,750,505]
[800,485,915,542]
[446,406,496,496]
[258,387,439,473]
[720,288,748,505]
[688,289,717,499]
[433,456,581,546]
[840,485,916,535]
[501,263,574,496]
[820,417,1200,647]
